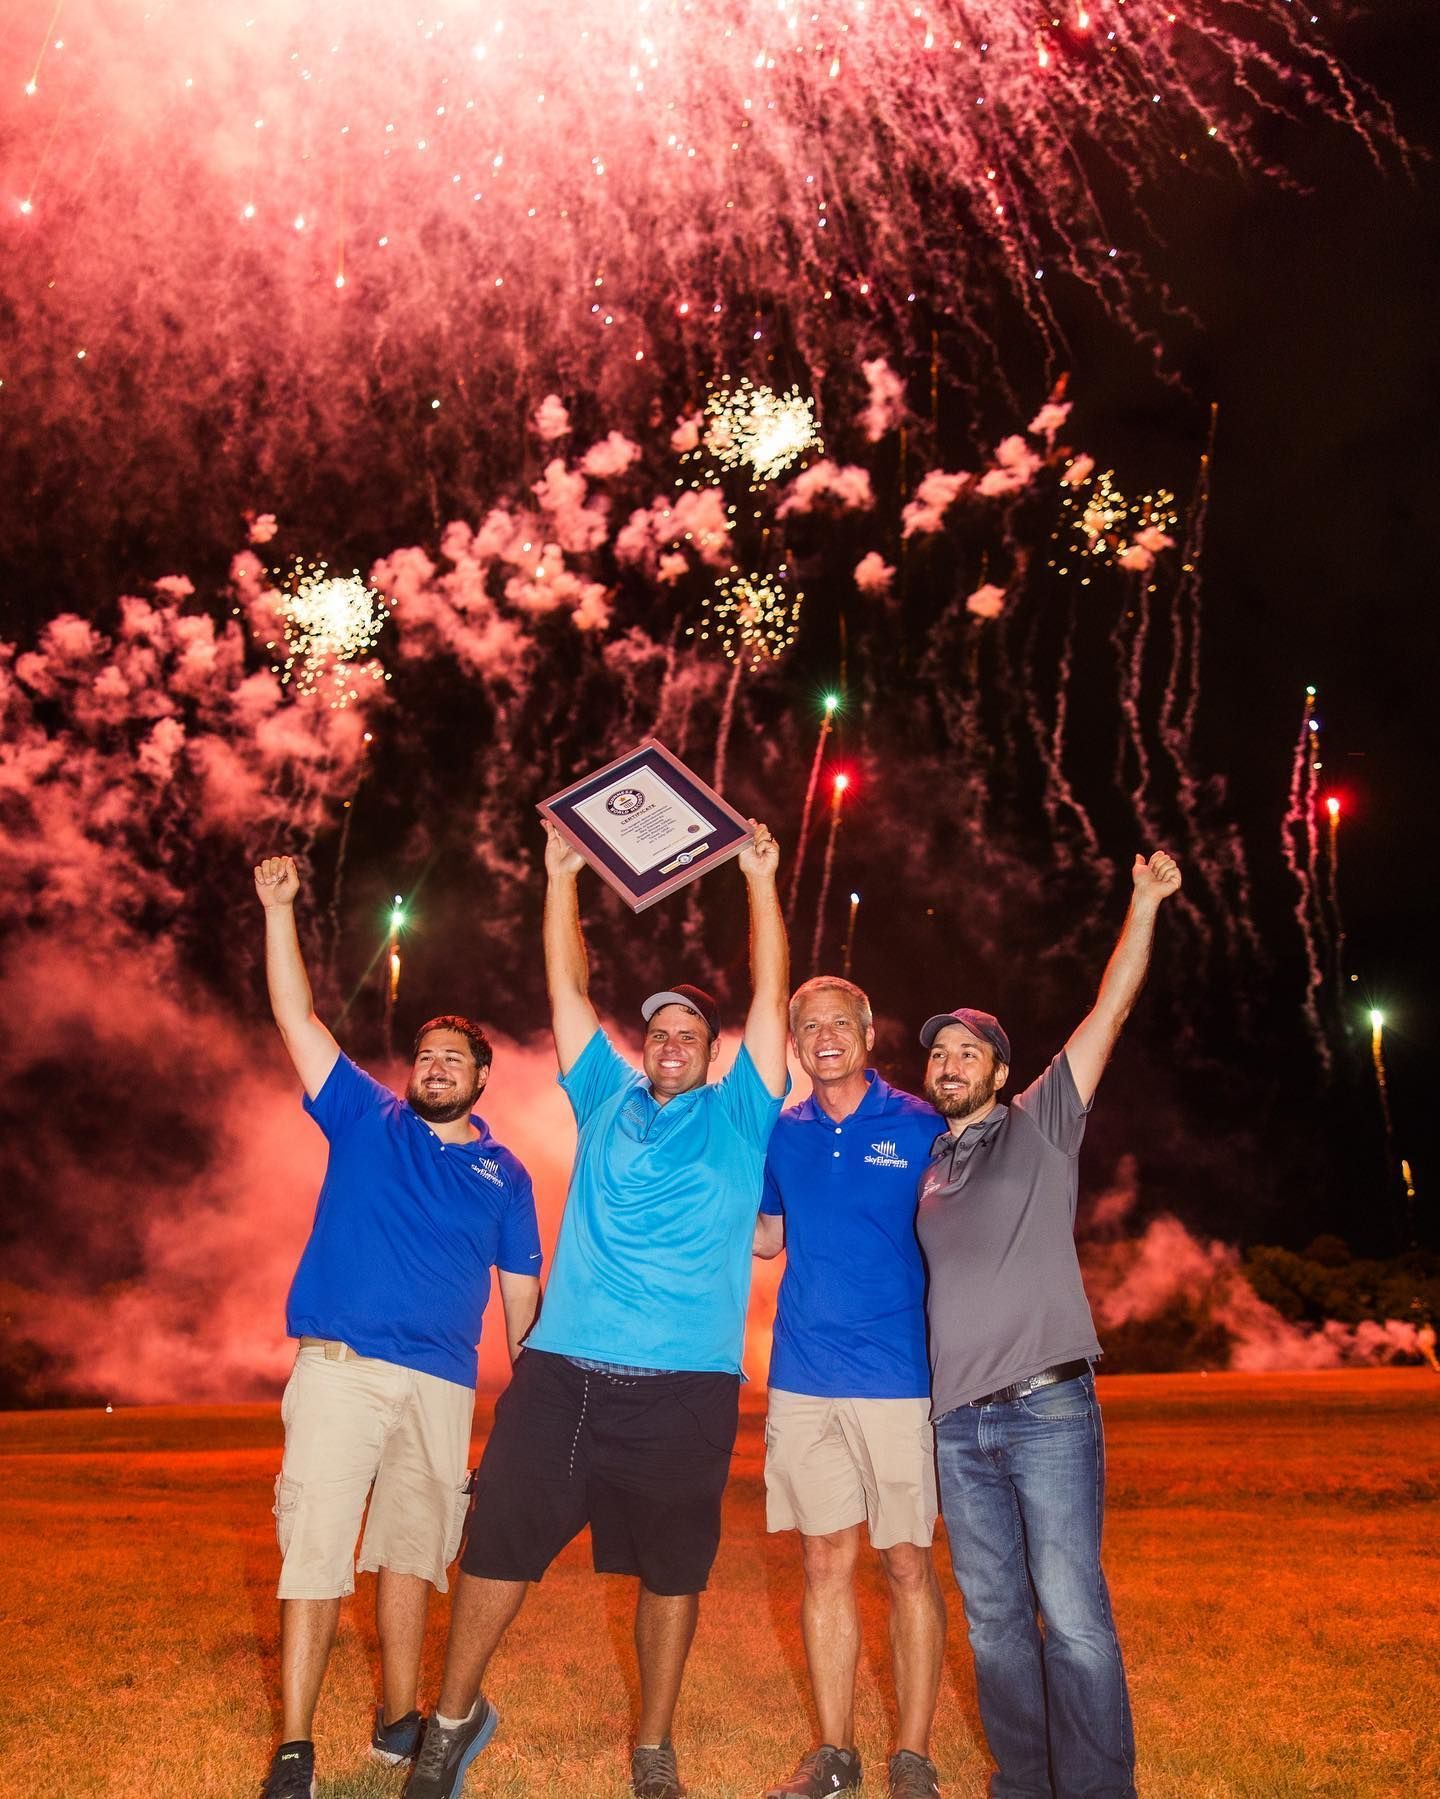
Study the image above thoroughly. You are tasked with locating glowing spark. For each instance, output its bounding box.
[270,559,391,707]
[696,379,822,485]
[700,568,803,670]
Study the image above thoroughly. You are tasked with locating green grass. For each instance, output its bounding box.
[0,1371,1436,1797]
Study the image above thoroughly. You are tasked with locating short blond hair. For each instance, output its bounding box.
[788,976,873,1035]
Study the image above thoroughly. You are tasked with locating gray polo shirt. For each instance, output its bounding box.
[916,1049,1101,1416]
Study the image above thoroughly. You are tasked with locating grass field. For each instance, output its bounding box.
[1,1371,1436,1799]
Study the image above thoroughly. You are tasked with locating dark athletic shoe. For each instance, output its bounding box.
[371,1705,425,1766]
[764,1745,863,1799]
[631,1738,686,1799]
[402,1699,500,1799]
[260,1741,316,1799]
[887,1751,939,1799]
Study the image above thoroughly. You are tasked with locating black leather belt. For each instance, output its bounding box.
[968,1360,1091,1408]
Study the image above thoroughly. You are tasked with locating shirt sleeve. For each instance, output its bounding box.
[558,1028,639,1124]
[716,1042,788,1149]
[760,1147,785,1216]
[495,1161,544,1276]
[1013,1049,1090,1155]
[301,1053,391,1141]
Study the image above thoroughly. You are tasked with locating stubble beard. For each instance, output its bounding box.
[924,1068,998,1122]
[408,1075,480,1124]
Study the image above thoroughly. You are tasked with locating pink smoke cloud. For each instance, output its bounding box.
[860,357,906,442]
[976,434,1043,497]
[532,393,572,441]
[902,470,972,538]
[580,431,642,479]
[1028,399,1073,444]
[965,582,1007,619]
[1062,454,1096,488]
[853,551,896,597]
[775,459,875,519]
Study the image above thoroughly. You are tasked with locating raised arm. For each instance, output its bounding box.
[497,1269,541,1362]
[253,855,341,1100]
[738,819,789,1098]
[542,820,601,1074]
[1064,850,1182,1107]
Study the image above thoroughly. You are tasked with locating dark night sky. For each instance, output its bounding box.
[3,0,1437,1281]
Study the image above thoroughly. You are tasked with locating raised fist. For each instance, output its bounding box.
[254,855,301,908]
[1132,850,1181,906]
[738,818,780,881]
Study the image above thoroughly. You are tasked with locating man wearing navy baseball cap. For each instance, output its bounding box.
[916,851,1183,1799]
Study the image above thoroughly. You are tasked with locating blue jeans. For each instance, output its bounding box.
[935,1372,1135,1799]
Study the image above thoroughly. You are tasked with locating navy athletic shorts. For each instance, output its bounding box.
[460,1348,740,1596]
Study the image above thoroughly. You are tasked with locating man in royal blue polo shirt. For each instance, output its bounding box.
[252,854,541,1799]
[754,976,946,1799]
[405,818,788,1799]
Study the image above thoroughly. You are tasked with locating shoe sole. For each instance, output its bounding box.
[442,1702,500,1799]
[370,1743,418,1767]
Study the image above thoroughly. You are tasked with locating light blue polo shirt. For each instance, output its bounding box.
[526,1028,785,1374]
[761,1072,938,1398]
[287,1054,542,1389]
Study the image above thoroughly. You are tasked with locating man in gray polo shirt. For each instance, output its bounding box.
[916,850,1181,1799]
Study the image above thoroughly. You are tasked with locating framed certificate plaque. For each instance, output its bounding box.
[538,739,752,911]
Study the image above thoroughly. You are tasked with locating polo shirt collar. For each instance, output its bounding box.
[929,1100,1008,1161]
[795,1067,888,1125]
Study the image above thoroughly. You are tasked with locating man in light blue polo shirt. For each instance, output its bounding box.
[252,854,541,1799]
[407,817,789,1799]
[755,977,946,1799]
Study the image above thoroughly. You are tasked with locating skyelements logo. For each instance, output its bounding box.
[471,1157,505,1186]
[863,1138,910,1169]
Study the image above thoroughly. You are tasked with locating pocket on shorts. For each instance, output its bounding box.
[273,1473,302,1555]
[442,1472,476,1568]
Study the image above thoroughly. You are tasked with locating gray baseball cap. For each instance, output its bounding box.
[641,984,721,1040]
[918,1007,1011,1066]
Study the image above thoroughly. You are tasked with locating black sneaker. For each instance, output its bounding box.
[631,1738,686,1799]
[402,1700,499,1799]
[764,1745,863,1799]
[887,1752,939,1799]
[371,1705,425,1766]
[261,1741,316,1799]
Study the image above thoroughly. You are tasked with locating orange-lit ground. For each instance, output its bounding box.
[3,1371,1436,1797]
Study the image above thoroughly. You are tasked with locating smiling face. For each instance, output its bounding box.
[923,1023,1008,1124]
[642,1003,718,1099]
[406,1027,488,1123]
[791,984,874,1090]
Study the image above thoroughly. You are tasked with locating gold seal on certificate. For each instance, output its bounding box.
[538,739,752,911]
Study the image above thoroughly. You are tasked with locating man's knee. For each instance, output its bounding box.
[878,1541,937,1594]
[801,1526,861,1590]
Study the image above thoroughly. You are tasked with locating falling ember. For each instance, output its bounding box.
[810,771,850,976]
[694,380,823,486]
[269,560,391,707]
[786,690,840,924]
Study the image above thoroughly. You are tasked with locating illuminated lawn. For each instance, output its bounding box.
[2,1372,1436,1798]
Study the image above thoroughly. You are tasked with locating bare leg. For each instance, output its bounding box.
[280,1597,342,1742]
[800,1527,862,1749]
[879,1543,946,1756]
[434,1573,528,1719]
[635,1587,700,1743]
[377,1569,431,1724]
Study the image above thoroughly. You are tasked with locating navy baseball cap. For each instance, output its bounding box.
[642,984,721,1040]
[918,1007,1011,1066]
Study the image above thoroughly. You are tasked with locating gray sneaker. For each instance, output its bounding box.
[402,1700,499,1799]
[764,1745,863,1799]
[887,1751,939,1799]
[631,1739,686,1799]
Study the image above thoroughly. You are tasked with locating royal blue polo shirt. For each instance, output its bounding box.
[526,1028,785,1374]
[761,1072,939,1398]
[286,1054,542,1389]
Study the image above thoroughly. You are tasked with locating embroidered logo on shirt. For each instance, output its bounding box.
[864,1138,910,1168]
[471,1157,505,1186]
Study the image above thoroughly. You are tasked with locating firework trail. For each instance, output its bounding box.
[785,696,837,925]
[809,776,848,977]
[1040,595,1107,876]
[1281,689,1330,1071]
[1324,796,1346,1000]
[711,655,745,798]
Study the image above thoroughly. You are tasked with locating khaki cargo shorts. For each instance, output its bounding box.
[273,1342,474,1600]
[764,1388,937,1549]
